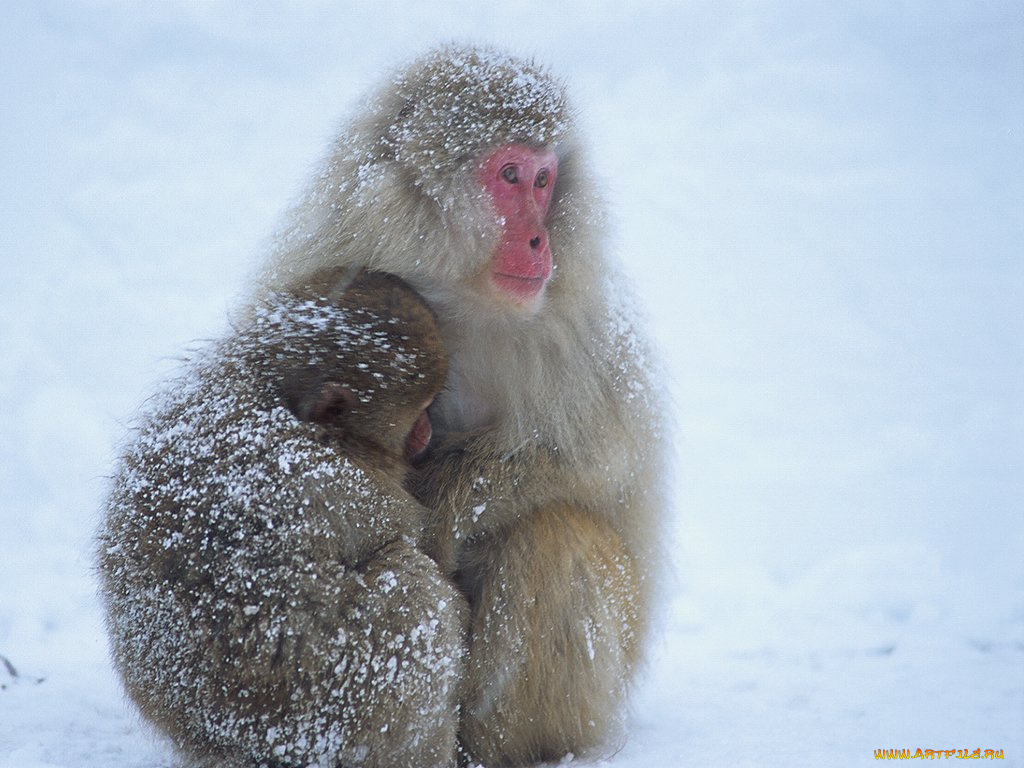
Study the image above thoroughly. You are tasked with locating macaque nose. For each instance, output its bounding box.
[530,236,542,249]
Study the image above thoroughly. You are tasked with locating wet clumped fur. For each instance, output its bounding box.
[250,44,670,766]
[98,271,467,767]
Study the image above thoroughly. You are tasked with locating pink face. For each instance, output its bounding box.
[404,408,432,463]
[478,144,559,307]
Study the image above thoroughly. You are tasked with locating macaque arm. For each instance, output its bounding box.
[408,430,566,573]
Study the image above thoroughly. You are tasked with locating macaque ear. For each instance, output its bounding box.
[308,382,357,426]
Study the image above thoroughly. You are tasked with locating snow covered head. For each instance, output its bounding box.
[376,45,572,196]
[255,269,447,465]
[260,43,605,319]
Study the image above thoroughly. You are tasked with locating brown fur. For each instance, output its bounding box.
[458,503,642,764]
[248,45,669,765]
[98,271,467,767]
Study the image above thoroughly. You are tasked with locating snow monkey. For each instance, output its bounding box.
[98,270,468,768]
[254,45,668,765]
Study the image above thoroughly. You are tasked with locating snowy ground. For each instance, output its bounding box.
[2,2,1022,766]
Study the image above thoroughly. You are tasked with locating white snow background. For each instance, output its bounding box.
[1,2,1022,766]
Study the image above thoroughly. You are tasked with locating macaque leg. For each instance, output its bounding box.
[458,503,642,766]
[114,541,467,768]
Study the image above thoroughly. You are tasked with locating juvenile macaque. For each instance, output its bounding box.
[98,270,466,768]
[254,46,668,765]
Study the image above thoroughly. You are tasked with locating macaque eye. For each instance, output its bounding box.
[500,164,519,184]
[535,169,549,188]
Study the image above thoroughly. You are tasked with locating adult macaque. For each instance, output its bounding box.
[98,270,467,768]
[255,46,667,765]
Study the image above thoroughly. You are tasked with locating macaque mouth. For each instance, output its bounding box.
[491,272,548,299]
[405,409,433,462]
